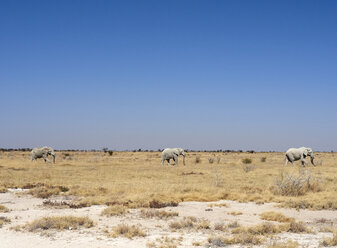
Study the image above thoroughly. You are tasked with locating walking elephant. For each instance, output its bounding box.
[285,147,315,166]
[161,148,185,166]
[31,146,55,163]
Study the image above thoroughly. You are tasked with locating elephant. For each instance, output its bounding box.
[161,148,186,166]
[285,147,315,166]
[31,146,55,163]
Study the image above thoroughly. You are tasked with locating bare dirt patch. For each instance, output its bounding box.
[0,191,336,247]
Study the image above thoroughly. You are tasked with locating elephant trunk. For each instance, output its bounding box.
[182,154,185,165]
[310,156,315,166]
[52,154,55,163]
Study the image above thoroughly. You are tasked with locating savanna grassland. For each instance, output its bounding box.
[0,151,336,210]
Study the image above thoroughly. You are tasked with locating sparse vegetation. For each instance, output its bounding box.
[261,157,267,162]
[0,216,11,227]
[22,216,94,231]
[109,224,146,239]
[242,158,252,164]
[242,164,255,172]
[260,211,294,223]
[101,205,129,216]
[321,232,337,246]
[0,205,9,212]
[140,209,178,219]
[272,170,323,196]
[208,202,228,208]
[266,240,299,248]
[195,156,201,163]
[229,211,242,216]
[0,151,336,210]
[208,158,214,164]
[208,233,264,246]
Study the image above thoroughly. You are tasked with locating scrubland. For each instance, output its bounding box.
[0,151,337,247]
[0,151,336,209]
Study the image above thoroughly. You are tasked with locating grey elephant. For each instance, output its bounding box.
[31,146,55,163]
[161,148,186,166]
[285,147,315,166]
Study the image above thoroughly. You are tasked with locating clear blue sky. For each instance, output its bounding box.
[1,0,337,151]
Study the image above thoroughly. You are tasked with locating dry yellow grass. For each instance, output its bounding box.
[0,151,336,209]
[21,216,94,231]
[321,232,337,246]
[101,205,129,216]
[0,205,9,213]
[140,209,178,219]
[109,224,146,239]
[260,211,294,223]
[0,216,11,227]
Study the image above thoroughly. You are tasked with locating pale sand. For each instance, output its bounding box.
[0,191,336,248]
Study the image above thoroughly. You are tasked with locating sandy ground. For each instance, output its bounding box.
[0,190,336,248]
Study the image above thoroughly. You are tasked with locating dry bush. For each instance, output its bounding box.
[260,211,294,223]
[147,236,181,248]
[0,216,11,227]
[169,216,197,230]
[109,224,146,239]
[208,202,228,208]
[261,157,267,162]
[229,211,242,216]
[0,187,7,193]
[227,221,240,229]
[195,156,201,164]
[242,158,252,164]
[266,240,299,248]
[272,170,323,196]
[23,216,93,231]
[140,209,178,219]
[149,200,178,208]
[217,157,221,164]
[242,164,255,173]
[321,232,337,246]
[0,205,9,212]
[232,222,281,235]
[214,222,226,231]
[208,233,264,246]
[208,158,214,164]
[28,185,69,198]
[195,219,211,230]
[42,200,88,209]
[101,205,128,216]
[279,220,312,233]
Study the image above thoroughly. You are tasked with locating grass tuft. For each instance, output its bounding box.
[321,232,337,246]
[0,216,11,228]
[101,205,128,216]
[0,205,9,212]
[140,209,178,219]
[272,170,323,196]
[260,211,294,223]
[109,224,146,239]
[23,216,94,231]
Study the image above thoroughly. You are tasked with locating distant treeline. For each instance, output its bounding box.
[0,148,333,153]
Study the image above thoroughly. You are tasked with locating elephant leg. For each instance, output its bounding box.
[301,158,308,167]
[166,159,170,165]
[173,155,178,165]
[43,155,50,163]
[161,158,164,166]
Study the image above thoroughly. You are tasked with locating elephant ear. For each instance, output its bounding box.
[303,149,308,156]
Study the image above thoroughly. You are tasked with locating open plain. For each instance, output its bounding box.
[0,151,336,247]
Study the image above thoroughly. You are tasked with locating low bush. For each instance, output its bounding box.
[101,205,128,216]
[23,216,94,231]
[109,224,146,239]
[272,170,323,196]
